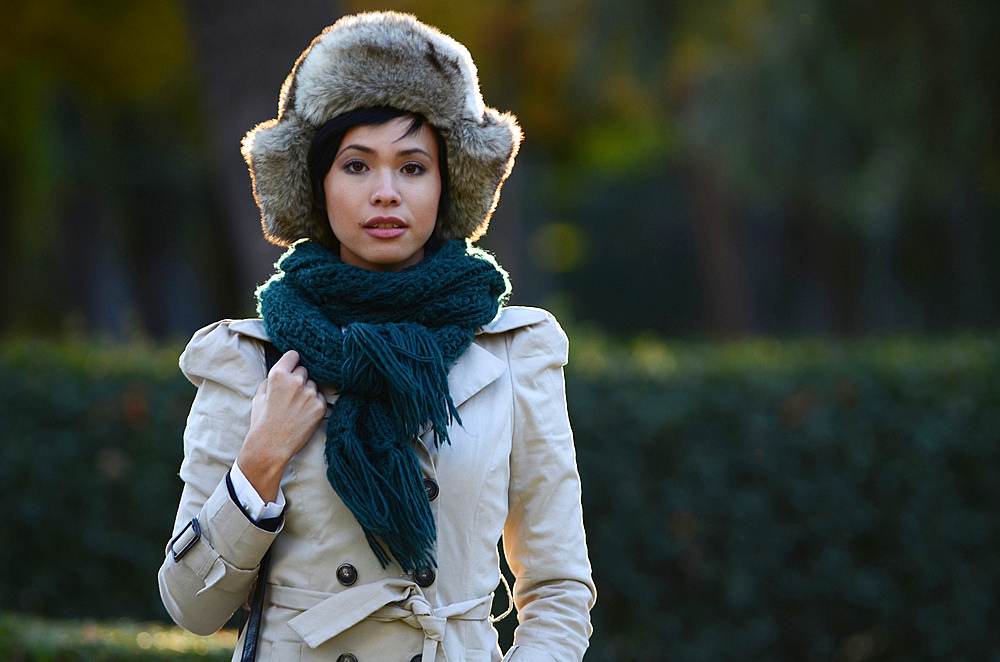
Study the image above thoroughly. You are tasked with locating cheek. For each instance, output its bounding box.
[418,178,443,220]
[421,188,441,214]
[419,194,441,229]
[324,176,343,206]
[323,178,360,224]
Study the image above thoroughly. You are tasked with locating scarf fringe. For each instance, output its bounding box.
[343,322,460,446]
[326,403,438,572]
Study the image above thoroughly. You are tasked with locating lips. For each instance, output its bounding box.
[364,216,407,228]
[363,216,408,239]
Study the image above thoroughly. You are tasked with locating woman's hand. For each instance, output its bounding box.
[237,350,327,502]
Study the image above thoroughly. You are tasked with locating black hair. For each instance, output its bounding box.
[307,106,450,244]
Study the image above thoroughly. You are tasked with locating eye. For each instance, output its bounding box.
[401,162,427,175]
[343,160,368,173]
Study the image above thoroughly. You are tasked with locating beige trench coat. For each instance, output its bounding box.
[158,306,596,662]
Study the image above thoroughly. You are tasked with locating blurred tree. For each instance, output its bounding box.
[1,0,997,338]
[181,0,341,304]
[0,0,232,337]
[669,0,1000,332]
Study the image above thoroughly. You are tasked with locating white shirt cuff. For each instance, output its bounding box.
[231,459,286,521]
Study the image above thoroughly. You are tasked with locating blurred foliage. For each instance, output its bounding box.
[568,328,1000,659]
[672,1,998,221]
[3,332,1000,659]
[0,0,230,338]
[0,337,193,620]
[2,0,998,337]
[0,0,195,243]
[0,612,236,661]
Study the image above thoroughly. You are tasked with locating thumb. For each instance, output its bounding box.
[254,379,268,399]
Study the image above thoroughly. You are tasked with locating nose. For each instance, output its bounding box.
[370,170,400,207]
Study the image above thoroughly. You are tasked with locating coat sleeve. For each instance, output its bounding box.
[158,321,280,636]
[502,312,597,662]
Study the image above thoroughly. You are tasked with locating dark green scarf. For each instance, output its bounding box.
[256,239,510,572]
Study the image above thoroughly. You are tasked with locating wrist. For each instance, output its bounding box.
[237,440,288,504]
[230,461,286,521]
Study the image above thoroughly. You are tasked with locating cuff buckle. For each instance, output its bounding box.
[169,517,201,562]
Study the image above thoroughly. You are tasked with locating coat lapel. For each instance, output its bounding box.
[447,341,507,409]
[413,339,506,453]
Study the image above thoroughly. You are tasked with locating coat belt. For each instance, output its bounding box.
[267,578,493,661]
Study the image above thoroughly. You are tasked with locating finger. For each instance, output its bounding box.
[307,383,326,405]
[270,349,300,375]
[254,380,268,398]
[314,392,329,418]
[251,380,267,410]
[291,365,310,382]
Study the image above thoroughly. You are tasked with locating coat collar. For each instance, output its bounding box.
[227,316,512,409]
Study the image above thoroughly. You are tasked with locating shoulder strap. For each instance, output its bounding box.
[240,548,271,662]
[262,341,283,373]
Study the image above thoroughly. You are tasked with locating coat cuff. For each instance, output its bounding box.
[225,471,284,533]
[166,476,281,594]
[202,472,282,567]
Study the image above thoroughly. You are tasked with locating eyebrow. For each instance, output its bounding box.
[397,148,433,158]
[336,144,433,160]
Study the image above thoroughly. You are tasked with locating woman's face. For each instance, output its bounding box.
[323,117,441,272]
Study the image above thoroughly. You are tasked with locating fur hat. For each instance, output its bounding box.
[242,11,522,246]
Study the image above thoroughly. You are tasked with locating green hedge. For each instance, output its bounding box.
[0,339,194,621]
[0,612,235,661]
[569,330,1000,660]
[2,332,999,660]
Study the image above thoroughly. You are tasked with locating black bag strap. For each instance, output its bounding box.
[262,341,283,375]
[241,547,271,662]
[240,340,282,662]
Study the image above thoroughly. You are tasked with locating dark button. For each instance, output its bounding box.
[423,478,439,501]
[336,655,358,662]
[410,656,422,662]
[413,565,436,587]
[336,563,358,586]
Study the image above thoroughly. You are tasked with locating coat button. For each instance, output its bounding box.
[336,563,358,586]
[423,478,439,501]
[413,565,435,587]
[336,655,358,662]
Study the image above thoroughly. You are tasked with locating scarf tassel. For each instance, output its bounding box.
[326,400,439,573]
[344,322,461,445]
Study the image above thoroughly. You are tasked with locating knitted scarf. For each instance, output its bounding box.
[256,239,510,572]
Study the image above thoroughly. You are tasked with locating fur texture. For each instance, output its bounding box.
[242,12,523,246]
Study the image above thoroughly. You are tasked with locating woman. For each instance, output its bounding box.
[159,12,595,662]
